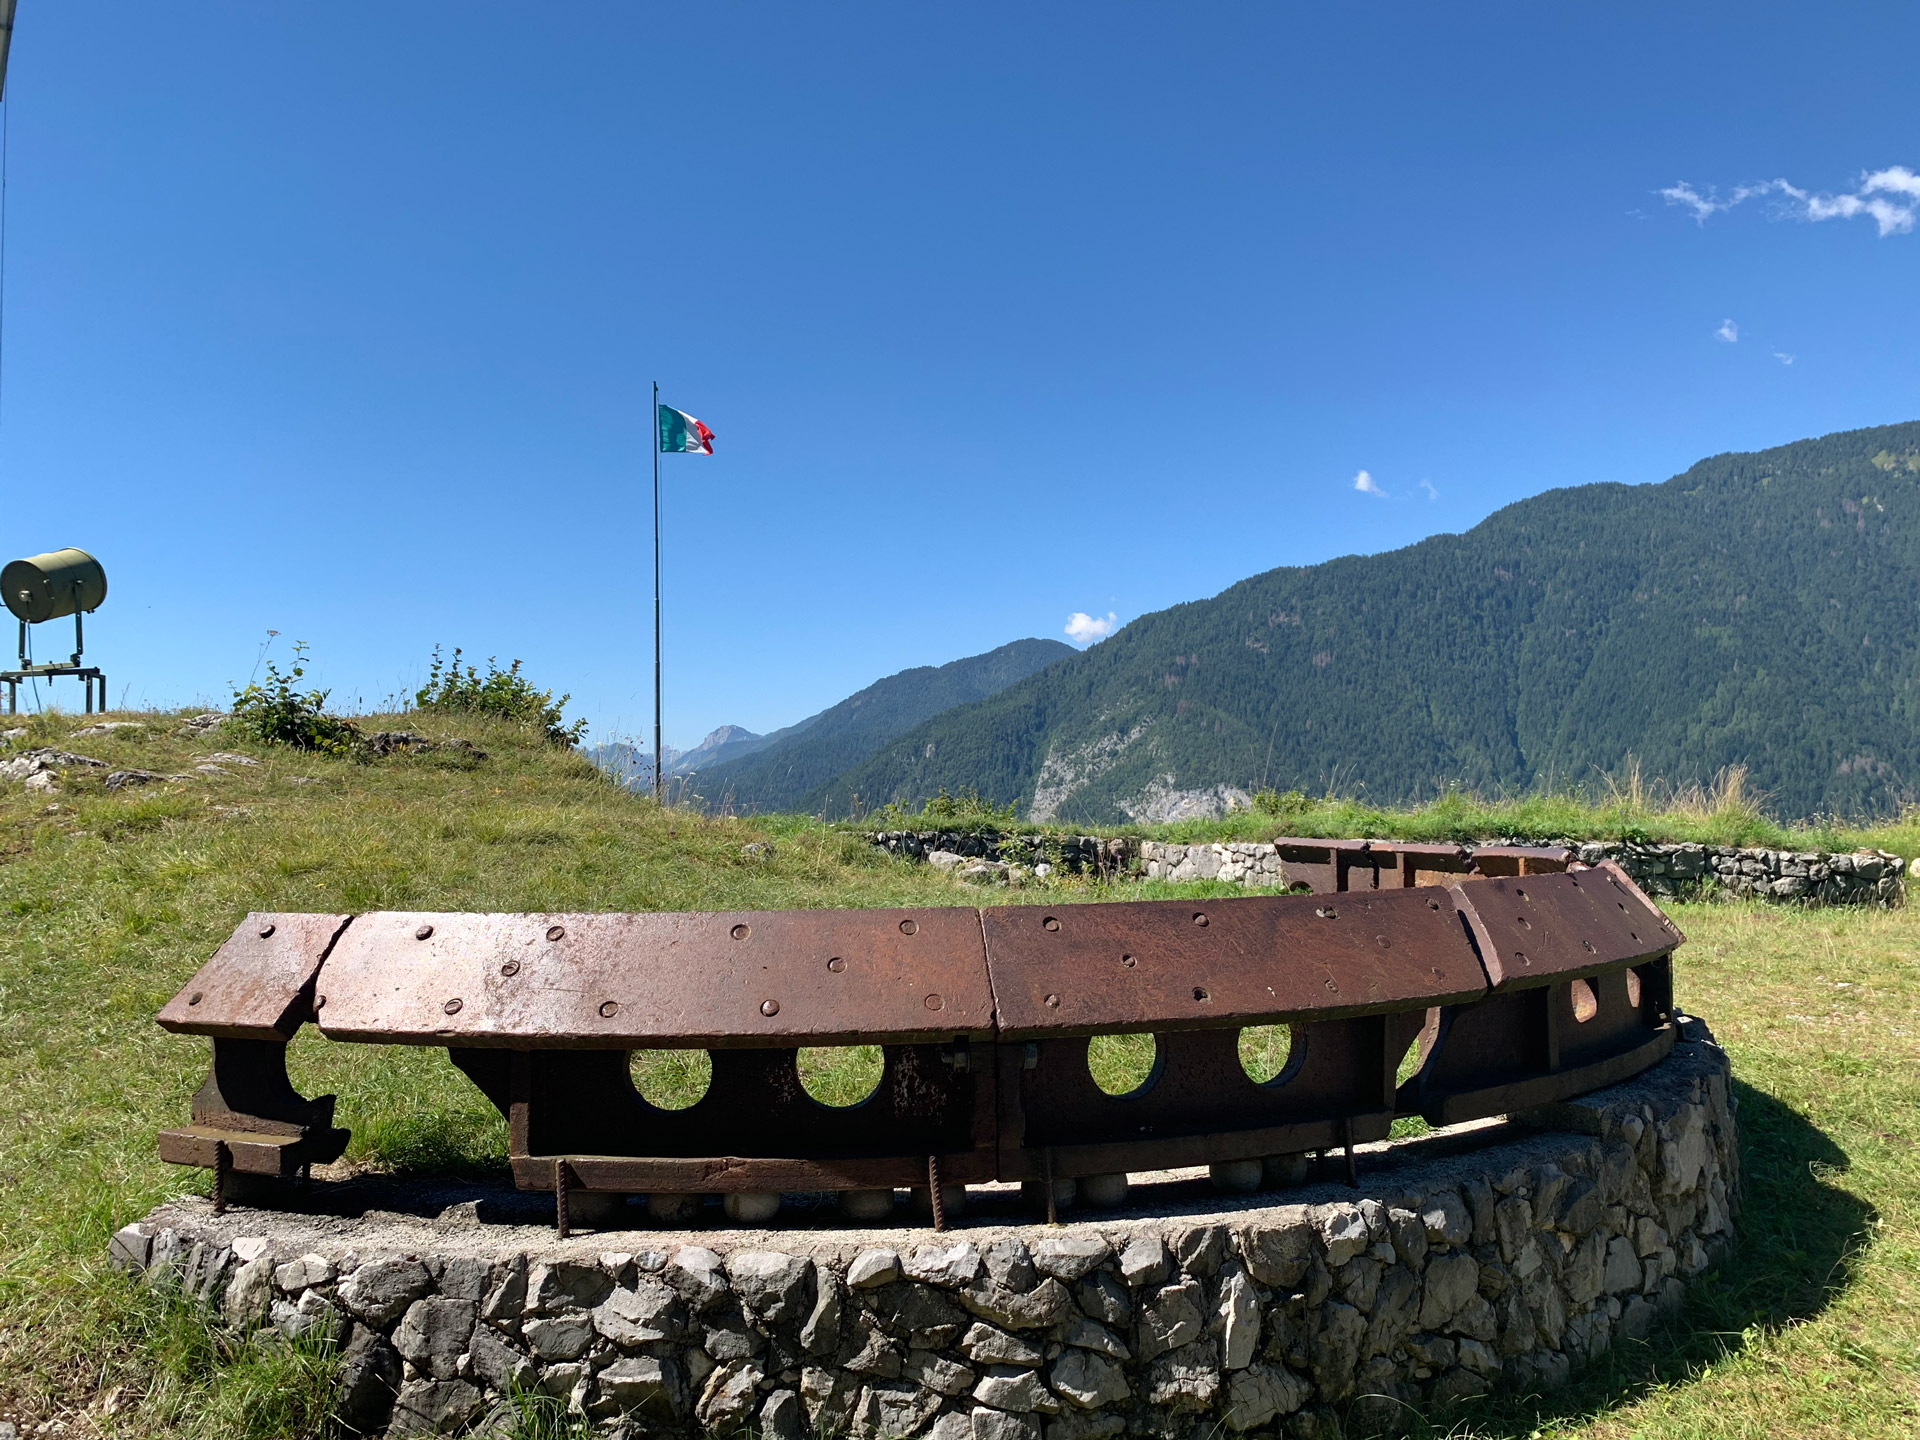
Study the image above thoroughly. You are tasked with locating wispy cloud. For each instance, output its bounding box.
[1663,166,1920,237]
[1715,318,1739,343]
[1353,469,1386,497]
[1773,351,1795,366]
[1417,478,1439,501]
[1064,611,1118,645]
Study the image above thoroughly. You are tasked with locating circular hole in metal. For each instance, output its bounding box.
[1426,899,1442,910]
[630,1049,711,1111]
[924,993,945,1011]
[1239,1025,1295,1085]
[1193,986,1210,1002]
[443,998,463,1016]
[1316,907,1338,920]
[1581,940,1596,954]
[1042,916,1061,932]
[730,924,751,941]
[1515,951,1530,967]
[1192,912,1209,927]
[415,924,435,941]
[1044,993,1061,1007]
[188,992,203,1006]
[759,999,780,1017]
[798,1046,885,1108]
[1121,953,1136,968]
[827,956,846,973]
[500,959,520,976]
[1515,888,1527,900]
[1516,915,1531,929]
[1570,978,1598,1023]
[547,925,566,942]
[899,919,918,936]
[1087,1033,1159,1097]
[314,993,326,1010]
[599,1000,620,1018]
[258,923,276,939]
[1626,968,1643,1008]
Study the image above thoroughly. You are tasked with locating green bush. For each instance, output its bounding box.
[1250,786,1310,816]
[869,786,1018,832]
[414,646,587,745]
[228,643,361,755]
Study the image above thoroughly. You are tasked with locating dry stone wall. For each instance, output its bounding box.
[1137,840,1904,906]
[110,1033,1735,1438]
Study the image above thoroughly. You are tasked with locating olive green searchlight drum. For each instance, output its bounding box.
[2,548,109,714]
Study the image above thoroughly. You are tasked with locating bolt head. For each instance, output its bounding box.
[257,923,276,939]
[546,925,566,942]
[443,997,463,1015]
[416,924,435,941]
[760,999,780,1017]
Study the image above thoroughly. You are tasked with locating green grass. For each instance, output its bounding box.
[0,710,1916,1437]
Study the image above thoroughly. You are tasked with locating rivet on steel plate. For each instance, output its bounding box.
[1516,888,1528,901]
[547,925,566,942]
[1120,953,1136,968]
[899,920,918,936]
[1042,916,1060,932]
[1516,915,1531,929]
[731,924,750,941]
[1316,907,1338,919]
[1426,898,1442,910]
[599,1001,619,1018]
[1192,912,1209,927]
[1375,936,1392,949]
[1044,993,1060,1008]
[314,993,327,1009]
[1515,951,1531,967]
[257,923,276,939]
[416,924,435,941]
[1581,940,1596,954]
[827,956,846,973]
[443,998,463,1015]
[1193,986,1210,1002]
[1324,978,1339,992]
[188,992,203,1006]
[501,959,520,976]
[760,999,780,1016]
[924,993,945,1011]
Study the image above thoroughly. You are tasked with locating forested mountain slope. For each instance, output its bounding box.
[821,422,1920,823]
[691,637,1074,813]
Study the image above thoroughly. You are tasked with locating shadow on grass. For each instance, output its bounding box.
[1399,1077,1872,1438]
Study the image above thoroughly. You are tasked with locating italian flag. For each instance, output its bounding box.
[658,404,715,454]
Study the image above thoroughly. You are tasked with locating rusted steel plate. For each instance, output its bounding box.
[1449,872,1677,989]
[981,890,1488,1038]
[156,913,351,1040]
[1371,842,1472,887]
[518,1151,996,1193]
[1588,859,1687,946]
[315,908,993,1048]
[1468,845,1573,876]
[156,1124,349,1177]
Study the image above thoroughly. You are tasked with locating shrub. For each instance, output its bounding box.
[228,644,360,755]
[1251,786,1310,816]
[414,646,587,745]
[870,786,1018,832]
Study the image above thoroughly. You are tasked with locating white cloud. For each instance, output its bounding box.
[1715,318,1739,343]
[1773,350,1795,366]
[1353,469,1386,497]
[1064,611,1118,645]
[1662,167,1919,237]
[1417,478,1439,500]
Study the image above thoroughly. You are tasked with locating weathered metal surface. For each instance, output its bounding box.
[1449,870,1674,988]
[982,890,1487,1037]
[154,867,1690,1216]
[156,913,351,1040]
[315,908,994,1048]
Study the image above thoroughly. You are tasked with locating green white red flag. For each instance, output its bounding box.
[657,404,714,454]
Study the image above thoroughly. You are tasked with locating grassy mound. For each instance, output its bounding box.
[0,710,1914,1437]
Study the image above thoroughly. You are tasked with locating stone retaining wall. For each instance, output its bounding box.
[110,1033,1735,1439]
[1138,840,1904,906]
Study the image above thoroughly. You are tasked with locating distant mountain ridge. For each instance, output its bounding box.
[686,637,1075,813]
[818,421,1920,823]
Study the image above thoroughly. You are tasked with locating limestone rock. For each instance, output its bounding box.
[598,1355,685,1419]
[593,1278,682,1346]
[222,1256,274,1328]
[1118,1235,1172,1288]
[392,1298,476,1379]
[667,1246,732,1310]
[853,1380,943,1437]
[962,1321,1044,1366]
[1032,1235,1110,1282]
[338,1258,433,1329]
[1048,1349,1129,1409]
[849,1248,903,1289]
[697,1359,765,1431]
[962,1275,1073,1331]
[907,1242,984,1288]
[1222,1362,1308,1431]
[273,1253,336,1292]
[1213,1267,1259,1370]
[728,1250,814,1323]
[973,1364,1059,1413]
[389,1378,482,1435]
[1134,1278,1205,1361]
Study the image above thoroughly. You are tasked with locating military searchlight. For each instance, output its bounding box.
[3,547,108,713]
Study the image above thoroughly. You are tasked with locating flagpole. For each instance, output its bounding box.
[652,379,664,805]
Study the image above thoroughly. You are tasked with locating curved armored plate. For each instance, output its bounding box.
[982,890,1488,1038]
[156,913,350,1040]
[314,908,993,1048]
[1449,870,1679,989]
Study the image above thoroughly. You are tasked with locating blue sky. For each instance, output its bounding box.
[2,4,1916,749]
